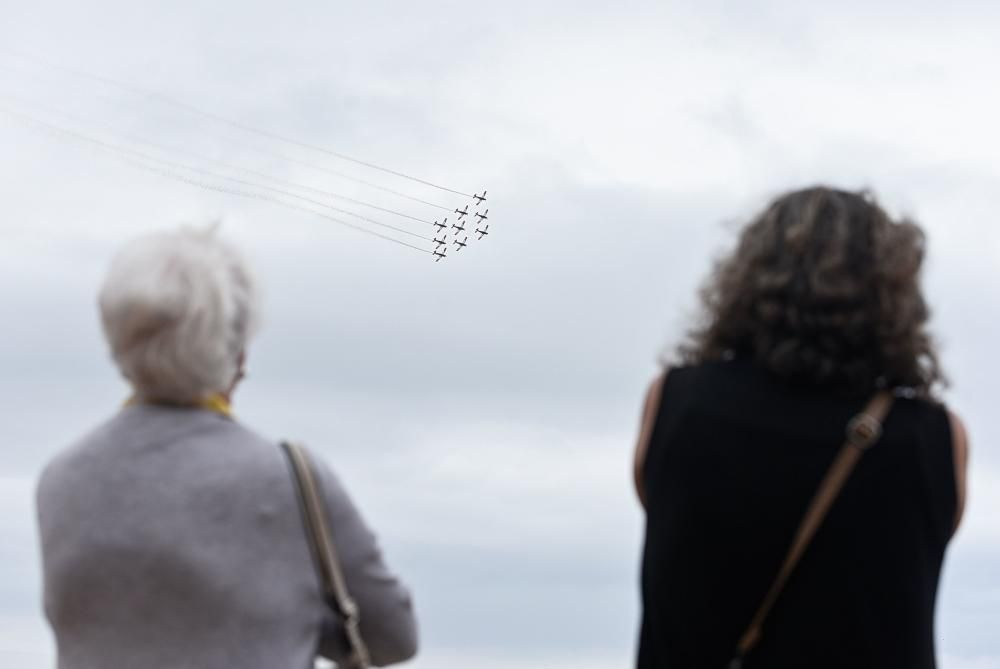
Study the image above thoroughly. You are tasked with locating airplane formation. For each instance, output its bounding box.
[431,190,490,263]
[0,53,495,259]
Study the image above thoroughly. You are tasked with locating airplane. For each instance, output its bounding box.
[474,208,488,222]
[433,248,447,262]
[451,220,466,233]
[455,205,469,219]
[433,235,448,248]
[433,218,448,231]
[453,236,468,251]
[475,224,489,240]
[473,190,487,204]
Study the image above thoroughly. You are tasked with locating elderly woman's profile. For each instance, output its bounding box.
[633,186,970,668]
[36,229,417,668]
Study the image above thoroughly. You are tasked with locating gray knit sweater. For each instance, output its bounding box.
[36,405,418,668]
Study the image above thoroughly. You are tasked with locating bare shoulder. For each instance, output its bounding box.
[947,409,970,535]
[640,371,669,439]
[634,370,670,508]
[948,410,969,449]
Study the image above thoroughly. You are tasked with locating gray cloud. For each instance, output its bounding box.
[1,1,999,667]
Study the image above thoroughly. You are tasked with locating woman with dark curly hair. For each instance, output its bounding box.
[633,187,968,669]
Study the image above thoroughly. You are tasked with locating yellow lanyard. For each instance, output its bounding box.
[125,394,234,419]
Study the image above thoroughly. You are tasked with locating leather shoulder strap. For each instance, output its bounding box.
[281,441,371,669]
[728,391,894,668]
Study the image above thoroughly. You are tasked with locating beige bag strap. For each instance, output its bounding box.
[728,391,894,669]
[281,441,371,669]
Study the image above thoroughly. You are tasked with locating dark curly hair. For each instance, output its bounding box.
[677,186,945,398]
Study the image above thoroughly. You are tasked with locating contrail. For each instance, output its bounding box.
[129,160,434,254]
[5,50,473,197]
[0,107,434,253]
[0,61,454,211]
[0,91,443,225]
[0,105,435,240]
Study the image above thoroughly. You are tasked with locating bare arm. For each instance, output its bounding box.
[634,372,667,510]
[949,411,970,536]
[312,458,418,667]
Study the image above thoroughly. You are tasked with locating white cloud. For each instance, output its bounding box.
[1,0,999,666]
[941,655,1000,669]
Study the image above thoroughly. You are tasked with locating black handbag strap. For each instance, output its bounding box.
[728,391,894,669]
[281,441,371,669]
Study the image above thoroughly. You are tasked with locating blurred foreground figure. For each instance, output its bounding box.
[37,228,417,668]
[634,187,968,669]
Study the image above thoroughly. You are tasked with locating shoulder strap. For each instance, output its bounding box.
[281,441,371,669]
[728,391,894,669]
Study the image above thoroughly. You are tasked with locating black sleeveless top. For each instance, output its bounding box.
[637,360,956,669]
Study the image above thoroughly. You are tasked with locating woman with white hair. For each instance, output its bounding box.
[36,228,418,668]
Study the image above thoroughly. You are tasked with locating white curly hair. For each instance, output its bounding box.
[98,227,259,403]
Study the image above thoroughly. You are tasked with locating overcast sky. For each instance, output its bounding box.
[1,1,998,667]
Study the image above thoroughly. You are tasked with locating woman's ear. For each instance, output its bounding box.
[226,350,248,399]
